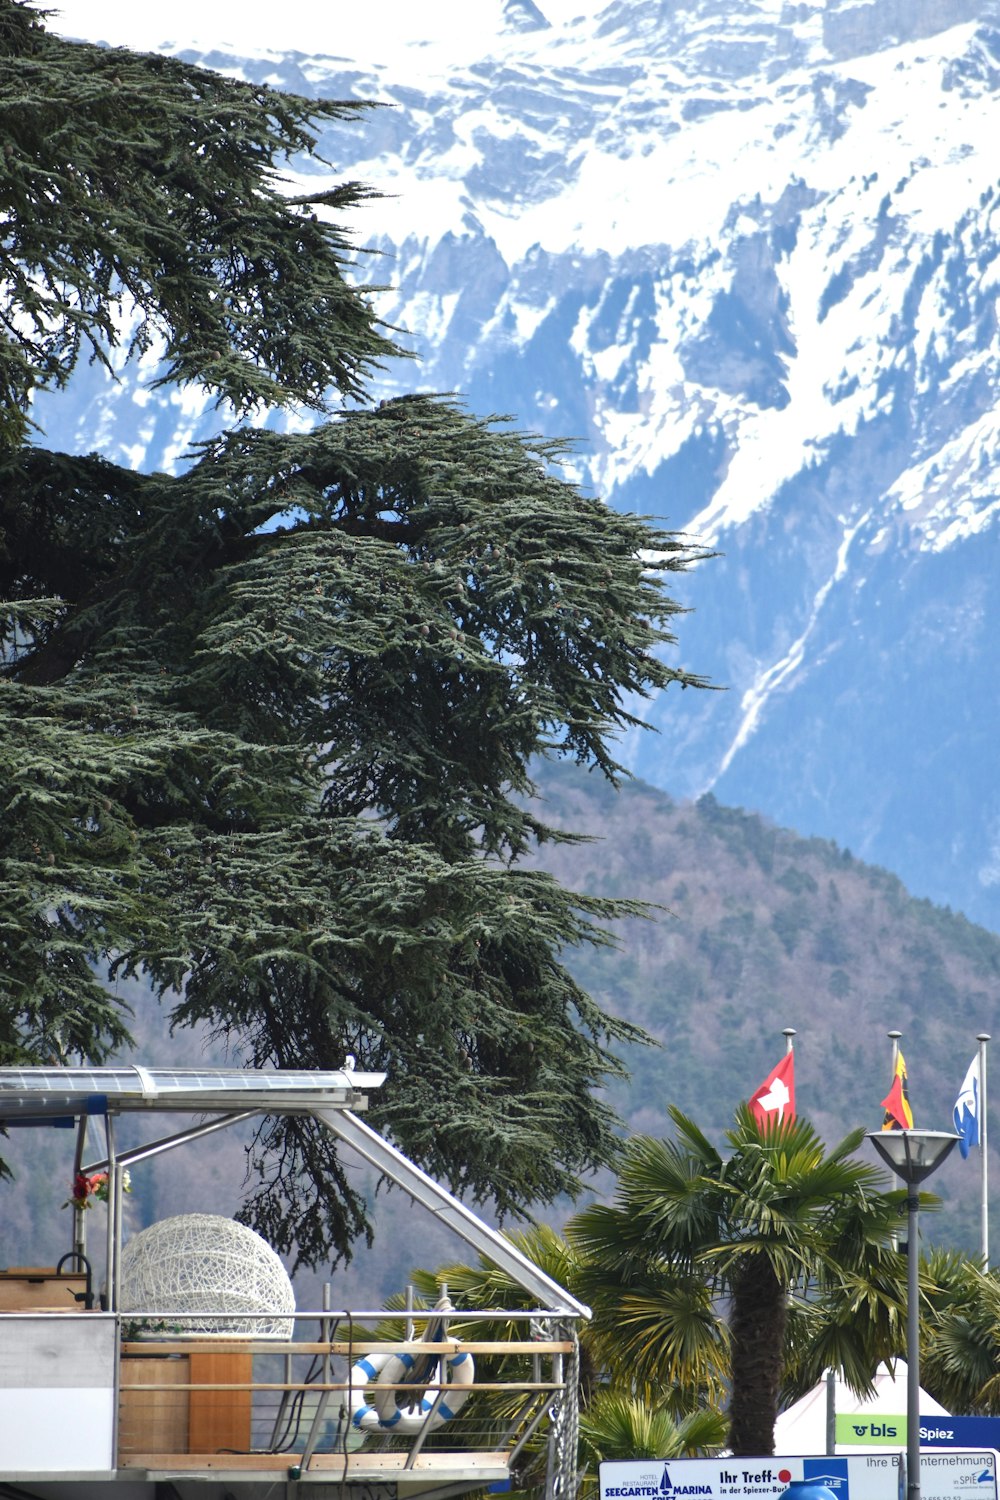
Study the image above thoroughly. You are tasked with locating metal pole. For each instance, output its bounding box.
[113,1160,126,1314]
[783,1028,796,1055]
[825,1367,836,1456]
[979,1034,990,1270]
[867,1129,958,1500]
[906,1191,920,1500]
[323,1280,331,1386]
[72,1115,89,1265]
[104,1115,116,1311]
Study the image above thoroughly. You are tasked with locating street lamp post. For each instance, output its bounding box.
[867,1129,959,1500]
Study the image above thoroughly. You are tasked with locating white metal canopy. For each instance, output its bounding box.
[0,1065,383,1118]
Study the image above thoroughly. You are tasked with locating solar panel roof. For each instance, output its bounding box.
[0,1065,385,1120]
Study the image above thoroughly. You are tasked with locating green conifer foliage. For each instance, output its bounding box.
[0,1,711,1264]
[0,0,396,448]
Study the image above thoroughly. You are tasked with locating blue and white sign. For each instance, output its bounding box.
[839,1418,1000,1452]
[915,1451,997,1500]
[921,1422,1000,1452]
[598,1455,902,1500]
[599,1454,996,1500]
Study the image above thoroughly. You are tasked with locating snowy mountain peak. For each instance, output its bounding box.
[503,0,552,34]
[41,0,1000,932]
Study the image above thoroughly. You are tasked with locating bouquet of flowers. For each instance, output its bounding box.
[64,1169,131,1210]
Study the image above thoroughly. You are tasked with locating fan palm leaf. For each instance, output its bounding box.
[578,1389,727,1468]
[921,1253,1000,1414]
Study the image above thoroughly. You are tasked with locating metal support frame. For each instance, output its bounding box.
[315,1109,591,1317]
[506,1393,556,1464]
[84,1110,258,1173]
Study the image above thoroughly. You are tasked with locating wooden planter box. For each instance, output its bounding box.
[119,1348,253,1456]
[0,1267,88,1311]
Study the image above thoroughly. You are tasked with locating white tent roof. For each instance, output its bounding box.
[775,1361,950,1455]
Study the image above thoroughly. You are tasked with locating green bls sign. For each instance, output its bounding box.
[835,1414,907,1445]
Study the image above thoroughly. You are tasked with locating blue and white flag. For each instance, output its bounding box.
[953,1054,981,1159]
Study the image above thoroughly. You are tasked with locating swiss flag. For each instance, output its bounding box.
[749,1050,796,1127]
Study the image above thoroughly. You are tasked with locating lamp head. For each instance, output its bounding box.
[867,1128,959,1185]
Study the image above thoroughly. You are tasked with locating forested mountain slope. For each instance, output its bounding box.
[3,766,993,1290]
[529,762,998,1248]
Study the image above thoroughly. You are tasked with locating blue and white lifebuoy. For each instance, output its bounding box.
[348,1344,475,1433]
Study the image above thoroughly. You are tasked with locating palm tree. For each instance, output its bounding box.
[569,1105,909,1456]
[385,1222,728,1499]
[920,1249,1000,1414]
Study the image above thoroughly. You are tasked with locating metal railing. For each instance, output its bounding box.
[115,1307,575,1479]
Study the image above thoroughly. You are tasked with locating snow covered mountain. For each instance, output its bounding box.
[43,0,1000,930]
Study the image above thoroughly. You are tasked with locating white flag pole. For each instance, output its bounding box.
[884,1031,903,1252]
[888,1029,901,1074]
[978,1032,990,1269]
[783,1027,796,1055]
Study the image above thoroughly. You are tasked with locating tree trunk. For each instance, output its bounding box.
[728,1254,787,1456]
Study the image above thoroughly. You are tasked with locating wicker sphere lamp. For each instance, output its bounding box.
[119,1212,295,1338]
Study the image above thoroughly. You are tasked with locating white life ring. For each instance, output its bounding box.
[348,1344,475,1433]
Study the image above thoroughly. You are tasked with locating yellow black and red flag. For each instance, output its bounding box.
[881,1050,914,1130]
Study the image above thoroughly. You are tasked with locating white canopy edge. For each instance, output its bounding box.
[0,1066,386,1119]
[314,1107,591,1319]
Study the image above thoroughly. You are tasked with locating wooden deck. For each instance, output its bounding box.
[119,1450,511,1480]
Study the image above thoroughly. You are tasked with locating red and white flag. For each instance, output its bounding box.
[749,1050,796,1127]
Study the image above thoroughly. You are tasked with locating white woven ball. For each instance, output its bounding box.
[119,1212,295,1337]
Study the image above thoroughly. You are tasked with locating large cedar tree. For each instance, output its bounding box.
[0,0,710,1264]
